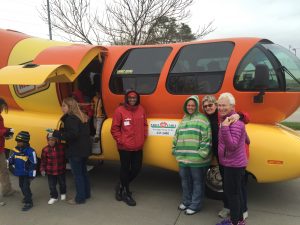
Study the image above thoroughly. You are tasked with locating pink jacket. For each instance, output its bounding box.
[218,112,248,168]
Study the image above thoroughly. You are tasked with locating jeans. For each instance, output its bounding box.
[0,152,13,195]
[118,150,143,192]
[69,157,90,203]
[19,176,32,204]
[48,174,66,199]
[223,166,245,225]
[179,166,208,211]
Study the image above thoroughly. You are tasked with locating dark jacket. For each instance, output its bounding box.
[54,114,91,158]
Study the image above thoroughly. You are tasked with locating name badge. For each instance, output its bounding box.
[124,121,130,126]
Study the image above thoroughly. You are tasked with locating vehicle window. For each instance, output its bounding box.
[167,42,234,94]
[234,47,280,91]
[110,47,172,94]
[262,44,300,91]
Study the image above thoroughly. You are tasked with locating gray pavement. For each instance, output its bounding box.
[284,107,300,122]
[1,162,300,225]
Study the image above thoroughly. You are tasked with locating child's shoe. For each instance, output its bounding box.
[22,203,33,211]
[61,194,66,201]
[48,198,58,205]
[216,219,233,225]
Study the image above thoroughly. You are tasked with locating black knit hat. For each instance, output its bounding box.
[15,131,30,143]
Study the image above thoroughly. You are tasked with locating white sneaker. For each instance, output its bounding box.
[60,194,66,201]
[243,211,248,220]
[48,198,58,205]
[178,203,187,210]
[185,208,197,215]
[218,208,230,218]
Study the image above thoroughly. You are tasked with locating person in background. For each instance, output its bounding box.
[53,97,92,205]
[40,133,67,205]
[8,131,37,211]
[0,98,15,206]
[201,95,249,220]
[216,93,248,225]
[172,95,212,215]
[111,90,148,207]
[92,92,105,143]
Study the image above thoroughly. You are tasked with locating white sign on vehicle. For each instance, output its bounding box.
[149,120,179,136]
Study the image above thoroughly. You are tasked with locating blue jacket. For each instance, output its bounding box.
[9,145,37,177]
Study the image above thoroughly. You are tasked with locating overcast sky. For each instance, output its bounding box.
[0,0,299,54]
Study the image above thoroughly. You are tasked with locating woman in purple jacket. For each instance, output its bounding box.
[216,93,248,225]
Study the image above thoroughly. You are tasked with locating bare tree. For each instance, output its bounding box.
[40,0,215,45]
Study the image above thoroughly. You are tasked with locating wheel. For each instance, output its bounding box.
[205,165,224,200]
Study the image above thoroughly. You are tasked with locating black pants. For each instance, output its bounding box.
[223,166,245,225]
[48,174,67,199]
[220,165,248,212]
[19,176,33,204]
[118,150,143,192]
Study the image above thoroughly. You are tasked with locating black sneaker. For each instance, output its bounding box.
[115,182,123,201]
[122,192,136,206]
[22,203,33,211]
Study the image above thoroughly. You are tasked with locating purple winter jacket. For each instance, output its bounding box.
[218,111,248,168]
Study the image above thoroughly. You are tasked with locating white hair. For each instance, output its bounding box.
[218,92,236,105]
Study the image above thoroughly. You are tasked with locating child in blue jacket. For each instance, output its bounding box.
[9,131,37,211]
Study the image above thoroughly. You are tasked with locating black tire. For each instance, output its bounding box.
[205,184,224,200]
[205,165,224,200]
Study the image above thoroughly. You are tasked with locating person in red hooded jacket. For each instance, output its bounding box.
[111,90,148,207]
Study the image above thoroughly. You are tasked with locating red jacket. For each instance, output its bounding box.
[40,143,66,175]
[0,114,8,153]
[111,104,148,151]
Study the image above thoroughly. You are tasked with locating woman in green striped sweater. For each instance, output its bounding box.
[172,95,212,215]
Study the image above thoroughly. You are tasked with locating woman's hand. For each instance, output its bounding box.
[222,117,232,126]
[228,113,240,123]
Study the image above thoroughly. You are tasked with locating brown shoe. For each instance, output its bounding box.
[67,199,77,205]
[3,189,16,197]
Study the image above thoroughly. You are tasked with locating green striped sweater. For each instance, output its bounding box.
[172,95,212,167]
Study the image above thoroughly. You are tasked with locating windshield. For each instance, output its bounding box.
[262,43,300,91]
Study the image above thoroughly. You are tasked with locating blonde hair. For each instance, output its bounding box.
[201,95,217,111]
[218,92,236,105]
[62,97,89,123]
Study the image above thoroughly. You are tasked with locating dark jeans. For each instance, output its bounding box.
[118,150,143,192]
[224,166,245,225]
[48,174,67,199]
[220,165,248,212]
[19,176,33,204]
[69,157,90,203]
[179,166,208,211]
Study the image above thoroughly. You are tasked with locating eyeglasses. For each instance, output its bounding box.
[203,103,214,109]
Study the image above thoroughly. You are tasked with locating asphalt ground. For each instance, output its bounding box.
[1,161,300,225]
